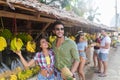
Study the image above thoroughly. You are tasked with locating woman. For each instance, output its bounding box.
[93,33,101,71]
[14,37,55,80]
[76,33,87,80]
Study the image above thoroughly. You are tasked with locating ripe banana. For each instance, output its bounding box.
[69,36,75,41]
[10,38,23,51]
[0,78,5,80]
[26,41,36,53]
[49,35,56,43]
[0,36,7,51]
[10,74,17,80]
[61,66,73,80]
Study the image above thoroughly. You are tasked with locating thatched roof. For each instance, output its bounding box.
[0,0,116,31]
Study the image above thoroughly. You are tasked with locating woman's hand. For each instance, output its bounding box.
[14,50,22,56]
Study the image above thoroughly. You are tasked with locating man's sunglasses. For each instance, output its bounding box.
[55,28,64,31]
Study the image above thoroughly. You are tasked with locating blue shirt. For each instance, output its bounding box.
[77,42,87,51]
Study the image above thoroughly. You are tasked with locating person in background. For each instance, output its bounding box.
[52,20,80,80]
[98,30,111,77]
[93,33,101,71]
[76,33,88,80]
[14,37,55,80]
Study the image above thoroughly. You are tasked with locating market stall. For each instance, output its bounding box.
[0,0,116,80]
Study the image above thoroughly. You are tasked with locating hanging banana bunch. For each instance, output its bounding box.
[26,41,36,53]
[49,35,56,43]
[10,37,23,52]
[0,36,7,51]
[69,36,75,41]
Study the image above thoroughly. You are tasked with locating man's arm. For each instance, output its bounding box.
[70,41,80,74]
[71,60,79,74]
[100,42,110,49]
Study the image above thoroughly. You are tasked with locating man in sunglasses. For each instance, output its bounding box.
[52,20,80,80]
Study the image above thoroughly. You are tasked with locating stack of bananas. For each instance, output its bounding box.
[0,36,7,51]
[17,69,32,80]
[26,41,36,53]
[10,74,17,80]
[49,35,56,43]
[10,37,23,52]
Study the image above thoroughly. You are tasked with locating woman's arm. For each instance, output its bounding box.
[15,51,35,68]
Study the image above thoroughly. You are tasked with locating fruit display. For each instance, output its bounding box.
[0,65,40,80]
[17,33,33,44]
[26,41,36,53]
[0,36,7,51]
[10,37,23,52]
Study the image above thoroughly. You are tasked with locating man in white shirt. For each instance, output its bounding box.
[98,30,111,77]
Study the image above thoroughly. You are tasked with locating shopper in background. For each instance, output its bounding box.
[52,20,80,80]
[93,33,101,71]
[98,30,111,77]
[14,37,55,80]
[76,32,88,80]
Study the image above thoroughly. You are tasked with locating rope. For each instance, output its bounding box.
[0,17,4,29]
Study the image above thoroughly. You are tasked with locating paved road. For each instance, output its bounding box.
[86,47,120,80]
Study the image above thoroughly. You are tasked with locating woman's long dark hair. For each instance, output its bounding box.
[75,33,84,44]
[36,37,48,52]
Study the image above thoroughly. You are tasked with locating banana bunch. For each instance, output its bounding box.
[69,36,75,41]
[48,42,52,48]
[0,36,7,51]
[10,74,17,80]
[17,69,32,80]
[61,66,74,80]
[0,78,5,80]
[26,41,36,53]
[49,35,56,43]
[0,29,12,39]
[10,37,23,52]
[31,65,40,75]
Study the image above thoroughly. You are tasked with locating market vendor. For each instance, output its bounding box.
[14,37,55,80]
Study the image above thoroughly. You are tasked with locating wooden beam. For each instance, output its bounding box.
[41,23,51,33]
[0,10,55,23]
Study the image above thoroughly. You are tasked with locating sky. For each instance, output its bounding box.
[93,0,120,27]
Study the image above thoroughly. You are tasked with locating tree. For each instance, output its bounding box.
[87,7,101,22]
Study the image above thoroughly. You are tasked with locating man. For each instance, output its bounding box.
[52,20,80,80]
[98,30,111,77]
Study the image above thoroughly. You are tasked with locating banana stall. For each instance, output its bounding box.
[0,0,116,80]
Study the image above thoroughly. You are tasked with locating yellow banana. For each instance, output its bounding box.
[0,78,5,80]
[10,39,16,51]
[0,36,7,51]
[49,36,56,43]
[26,41,36,53]
[10,75,17,80]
